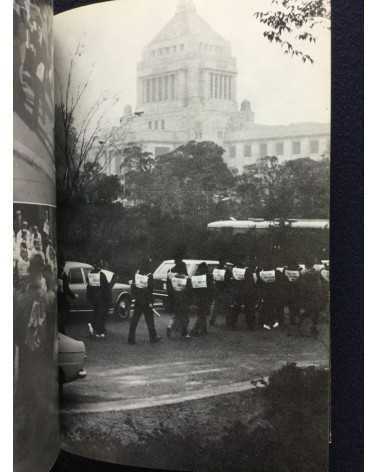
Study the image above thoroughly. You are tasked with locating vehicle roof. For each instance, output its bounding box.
[64,261,94,270]
[160,259,219,264]
[208,219,329,230]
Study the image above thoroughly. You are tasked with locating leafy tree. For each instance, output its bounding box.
[88,174,122,205]
[236,155,329,219]
[120,144,155,205]
[254,0,331,63]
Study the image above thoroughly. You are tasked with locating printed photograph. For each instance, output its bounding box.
[13,0,55,204]
[13,203,59,472]
[54,1,331,470]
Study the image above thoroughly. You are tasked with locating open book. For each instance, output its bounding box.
[14,1,331,471]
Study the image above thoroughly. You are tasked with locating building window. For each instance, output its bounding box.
[275,142,284,155]
[170,74,176,100]
[217,130,224,139]
[161,120,165,130]
[154,121,158,130]
[148,121,152,130]
[173,45,177,53]
[310,139,319,154]
[152,78,156,102]
[214,75,218,99]
[164,76,169,100]
[228,77,232,99]
[146,79,151,103]
[180,44,184,51]
[259,142,268,157]
[229,145,236,158]
[219,75,224,99]
[244,144,252,157]
[158,77,163,101]
[210,73,214,98]
[292,141,301,155]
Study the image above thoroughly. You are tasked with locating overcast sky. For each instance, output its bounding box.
[54,0,330,128]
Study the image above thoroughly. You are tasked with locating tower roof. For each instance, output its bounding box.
[147,0,227,48]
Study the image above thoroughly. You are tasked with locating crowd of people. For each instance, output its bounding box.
[14,208,57,291]
[14,0,53,145]
[13,207,58,456]
[126,253,330,345]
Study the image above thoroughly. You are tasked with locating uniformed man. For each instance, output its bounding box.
[190,262,213,336]
[166,257,191,338]
[297,260,323,337]
[209,258,226,327]
[87,260,114,338]
[283,261,302,335]
[228,262,247,330]
[256,262,280,330]
[128,257,161,345]
[243,260,259,331]
[223,262,235,328]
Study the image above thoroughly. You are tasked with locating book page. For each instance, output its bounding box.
[55,1,330,470]
[13,1,60,471]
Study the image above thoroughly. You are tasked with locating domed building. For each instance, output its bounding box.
[107,0,329,174]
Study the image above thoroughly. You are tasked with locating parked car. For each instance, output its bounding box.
[58,333,87,385]
[152,259,219,307]
[63,261,132,320]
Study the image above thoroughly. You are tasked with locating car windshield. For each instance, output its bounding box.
[82,267,92,283]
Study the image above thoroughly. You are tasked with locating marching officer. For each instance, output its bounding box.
[87,260,114,338]
[166,256,191,338]
[228,261,247,330]
[210,259,226,327]
[128,257,161,345]
[297,260,323,337]
[191,262,213,336]
[256,261,280,330]
[243,259,259,331]
[283,261,302,335]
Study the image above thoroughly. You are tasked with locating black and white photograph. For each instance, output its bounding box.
[53,1,331,470]
[14,0,55,204]
[13,203,59,472]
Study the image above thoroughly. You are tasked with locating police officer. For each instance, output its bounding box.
[128,257,161,345]
[210,258,226,327]
[223,262,235,328]
[228,261,247,330]
[87,260,113,338]
[256,261,280,330]
[297,260,323,337]
[243,260,259,331]
[191,262,213,336]
[166,257,190,338]
[283,261,302,335]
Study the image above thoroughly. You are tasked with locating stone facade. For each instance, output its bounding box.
[104,0,330,175]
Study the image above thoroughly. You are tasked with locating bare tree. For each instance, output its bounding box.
[55,41,118,200]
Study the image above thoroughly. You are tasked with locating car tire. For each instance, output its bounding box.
[115,296,131,321]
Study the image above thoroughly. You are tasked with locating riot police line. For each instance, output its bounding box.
[74,256,329,344]
[162,258,330,340]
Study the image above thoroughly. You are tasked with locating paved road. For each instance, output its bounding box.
[61,312,329,414]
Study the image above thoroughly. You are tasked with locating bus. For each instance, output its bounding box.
[207,218,329,267]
